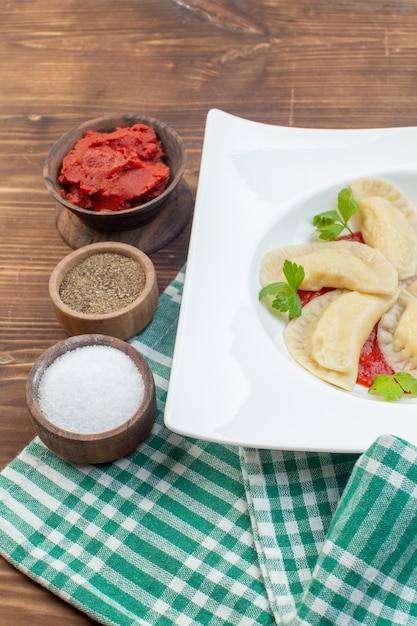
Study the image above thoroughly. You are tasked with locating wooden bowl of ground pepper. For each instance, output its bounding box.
[49,242,158,340]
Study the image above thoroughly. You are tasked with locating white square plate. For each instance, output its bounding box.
[164,109,417,452]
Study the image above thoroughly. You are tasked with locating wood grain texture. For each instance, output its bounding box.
[2,0,417,622]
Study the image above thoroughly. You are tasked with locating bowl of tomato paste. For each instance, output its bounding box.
[44,114,186,231]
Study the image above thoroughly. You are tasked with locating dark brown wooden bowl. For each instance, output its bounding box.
[49,241,158,340]
[43,113,186,232]
[26,334,157,464]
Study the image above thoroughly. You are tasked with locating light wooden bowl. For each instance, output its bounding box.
[43,113,186,232]
[49,241,158,340]
[26,334,157,464]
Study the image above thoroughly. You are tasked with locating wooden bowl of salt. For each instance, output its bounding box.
[26,334,157,464]
[49,241,158,340]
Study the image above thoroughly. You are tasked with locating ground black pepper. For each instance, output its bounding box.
[59,252,146,314]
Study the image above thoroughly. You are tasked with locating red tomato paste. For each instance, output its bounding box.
[59,123,170,212]
[356,325,394,387]
[298,286,334,307]
[338,231,364,243]
[299,231,394,387]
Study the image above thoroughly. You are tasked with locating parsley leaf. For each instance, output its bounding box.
[313,188,359,240]
[368,372,417,401]
[259,260,305,319]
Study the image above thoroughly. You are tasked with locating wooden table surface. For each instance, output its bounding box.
[2,0,417,623]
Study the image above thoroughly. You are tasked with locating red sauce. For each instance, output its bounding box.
[356,325,394,387]
[338,231,364,243]
[299,231,393,388]
[59,123,170,212]
[298,286,334,307]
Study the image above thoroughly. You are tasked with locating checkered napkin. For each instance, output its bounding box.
[1,270,417,625]
[241,436,417,625]
[0,270,272,626]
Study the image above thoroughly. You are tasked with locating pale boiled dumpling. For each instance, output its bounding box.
[378,289,417,376]
[349,177,417,228]
[354,196,417,280]
[349,177,417,280]
[259,240,398,296]
[406,279,417,298]
[285,289,397,391]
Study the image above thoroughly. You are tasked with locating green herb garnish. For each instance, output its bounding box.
[259,260,305,319]
[368,372,417,401]
[313,188,359,240]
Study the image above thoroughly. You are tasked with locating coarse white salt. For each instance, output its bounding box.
[37,345,145,434]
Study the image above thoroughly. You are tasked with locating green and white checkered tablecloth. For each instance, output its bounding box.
[1,268,417,625]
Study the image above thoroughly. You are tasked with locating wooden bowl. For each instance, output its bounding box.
[43,113,186,232]
[26,334,157,464]
[49,241,158,340]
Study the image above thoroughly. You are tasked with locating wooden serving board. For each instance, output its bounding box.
[55,180,194,253]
